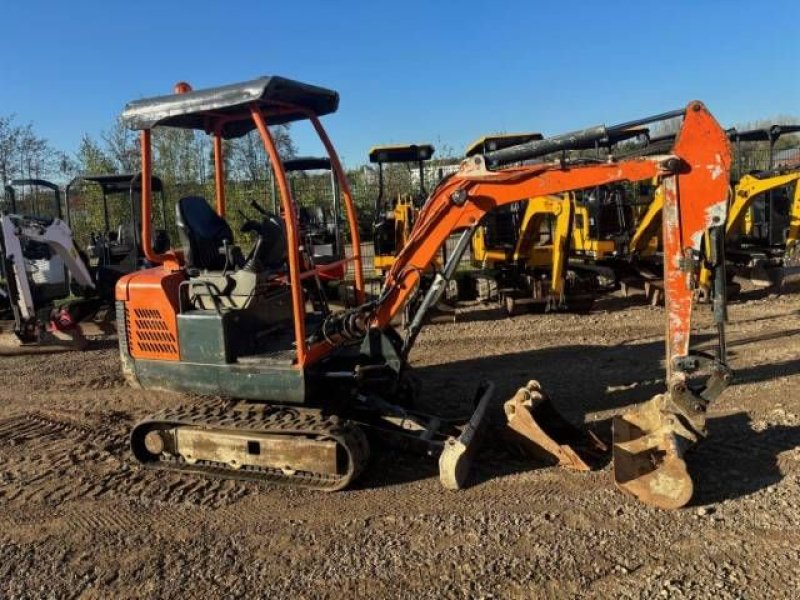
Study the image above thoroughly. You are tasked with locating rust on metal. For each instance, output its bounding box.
[175,427,341,475]
[504,381,607,471]
[612,394,701,510]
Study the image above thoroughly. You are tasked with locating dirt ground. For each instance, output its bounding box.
[1,283,799,599]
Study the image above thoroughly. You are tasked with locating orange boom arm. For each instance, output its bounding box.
[372,101,731,368]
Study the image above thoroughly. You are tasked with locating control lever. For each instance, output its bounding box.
[250,199,269,216]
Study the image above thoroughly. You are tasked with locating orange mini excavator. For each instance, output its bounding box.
[115,77,731,509]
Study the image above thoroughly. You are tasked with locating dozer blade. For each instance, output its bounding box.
[504,381,607,471]
[439,381,495,489]
[612,393,704,510]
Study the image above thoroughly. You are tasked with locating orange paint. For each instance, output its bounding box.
[213,131,226,216]
[116,267,186,361]
[310,115,365,304]
[250,105,308,367]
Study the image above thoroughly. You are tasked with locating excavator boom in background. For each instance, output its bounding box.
[114,76,731,509]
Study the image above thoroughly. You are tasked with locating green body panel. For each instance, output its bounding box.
[116,299,406,407]
[177,310,237,364]
[117,301,305,403]
[129,358,306,404]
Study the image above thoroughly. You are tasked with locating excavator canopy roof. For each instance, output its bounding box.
[72,173,164,194]
[368,144,435,164]
[7,178,60,192]
[121,76,340,138]
[283,157,332,172]
[465,132,543,157]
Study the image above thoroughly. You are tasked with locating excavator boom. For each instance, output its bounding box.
[354,101,732,508]
[115,78,730,509]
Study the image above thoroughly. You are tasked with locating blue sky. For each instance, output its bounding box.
[1,0,798,166]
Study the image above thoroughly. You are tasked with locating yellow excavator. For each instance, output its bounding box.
[369,143,435,274]
[698,166,800,290]
[466,132,580,312]
[468,128,651,312]
[712,124,800,288]
[621,126,800,295]
[562,126,652,266]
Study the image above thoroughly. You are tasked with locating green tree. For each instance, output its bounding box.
[76,133,116,174]
[102,117,141,173]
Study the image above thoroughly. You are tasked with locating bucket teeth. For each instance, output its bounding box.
[504,381,607,471]
[612,393,705,510]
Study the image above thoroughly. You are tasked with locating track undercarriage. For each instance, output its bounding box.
[130,379,496,492]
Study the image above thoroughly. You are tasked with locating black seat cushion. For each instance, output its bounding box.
[176,196,234,270]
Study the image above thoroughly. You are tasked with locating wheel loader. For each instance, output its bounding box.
[115,76,731,509]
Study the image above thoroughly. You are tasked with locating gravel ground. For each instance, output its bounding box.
[1,282,799,598]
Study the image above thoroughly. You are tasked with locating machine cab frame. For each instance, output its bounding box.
[119,76,365,368]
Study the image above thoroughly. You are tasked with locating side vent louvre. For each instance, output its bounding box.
[129,307,178,358]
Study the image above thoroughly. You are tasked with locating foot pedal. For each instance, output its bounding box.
[504,381,607,470]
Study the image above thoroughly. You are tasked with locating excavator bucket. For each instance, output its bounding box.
[612,393,702,510]
[504,381,607,471]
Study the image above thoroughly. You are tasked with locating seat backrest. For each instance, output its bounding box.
[176,196,234,270]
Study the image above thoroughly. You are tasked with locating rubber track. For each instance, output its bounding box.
[132,401,370,491]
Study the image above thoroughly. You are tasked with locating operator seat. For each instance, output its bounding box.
[176,196,236,271]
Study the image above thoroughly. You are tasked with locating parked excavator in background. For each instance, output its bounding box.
[467,128,651,312]
[113,77,731,510]
[716,124,800,288]
[465,132,580,312]
[279,156,347,285]
[0,179,96,352]
[65,173,170,297]
[2,179,70,301]
[369,143,435,274]
[617,126,800,299]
